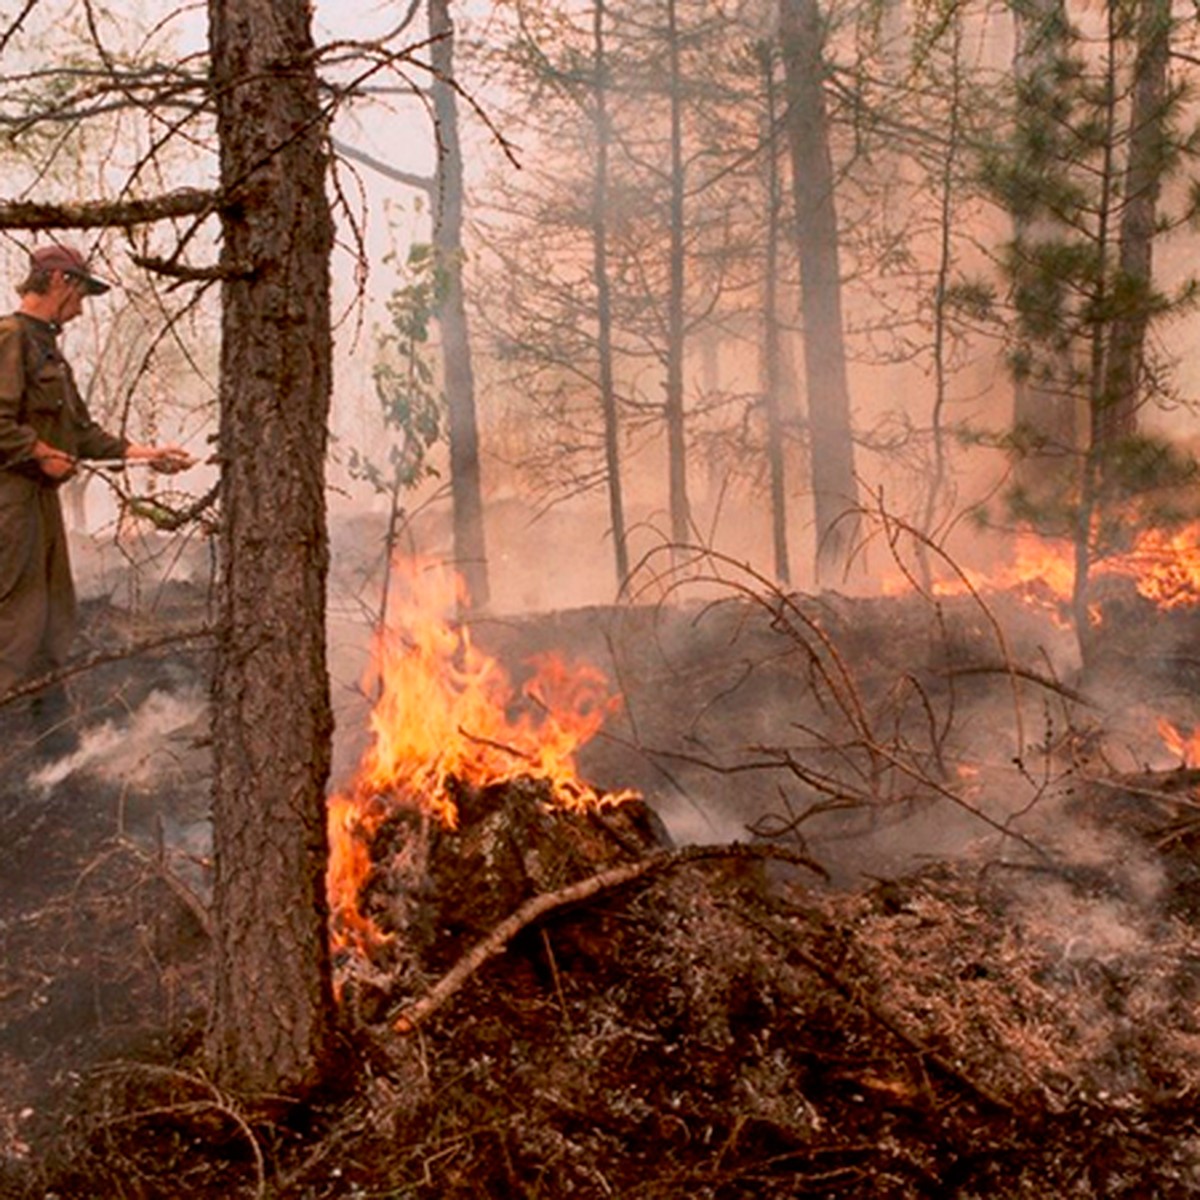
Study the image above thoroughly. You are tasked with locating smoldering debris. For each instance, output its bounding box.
[6,572,1200,1196]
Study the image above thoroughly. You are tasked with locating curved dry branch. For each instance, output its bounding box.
[391,843,827,1033]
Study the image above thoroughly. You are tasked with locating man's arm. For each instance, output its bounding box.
[0,319,36,471]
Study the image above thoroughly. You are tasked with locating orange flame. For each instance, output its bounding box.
[1104,524,1200,610]
[891,520,1200,618]
[327,558,636,953]
[1157,716,1200,767]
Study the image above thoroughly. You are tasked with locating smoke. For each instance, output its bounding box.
[31,687,206,791]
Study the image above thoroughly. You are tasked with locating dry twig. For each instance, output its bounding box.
[390,844,826,1032]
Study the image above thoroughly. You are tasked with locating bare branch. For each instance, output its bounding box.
[130,253,250,282]
[0,188,217,231]
[331,138,434,194]
[391,843,827,1032]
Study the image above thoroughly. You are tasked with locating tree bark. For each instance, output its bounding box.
[0,188,216,229]
[207,0,336,1096]
[429,0,490,611]
[779,0,860,583]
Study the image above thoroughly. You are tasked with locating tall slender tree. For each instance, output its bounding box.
[1097,0,1172,445]
[430,0,490,610]
[664,0,692,551]
[759,39,791,586]
[779,0,860,581]
[591,0,630,584]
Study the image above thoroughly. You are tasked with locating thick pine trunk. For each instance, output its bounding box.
[207,0,336,1095]
[429,0,490,611]
[779,0,859,582]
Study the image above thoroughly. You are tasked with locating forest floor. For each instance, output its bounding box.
[3,567,1200,1198]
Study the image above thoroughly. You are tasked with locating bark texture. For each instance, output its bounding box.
[207,0,336,1095]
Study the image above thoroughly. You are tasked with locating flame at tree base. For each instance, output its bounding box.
[327,559,638,955]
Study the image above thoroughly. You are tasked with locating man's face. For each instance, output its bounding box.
[50,272,85,324]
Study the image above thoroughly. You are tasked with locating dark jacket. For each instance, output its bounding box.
[0,314,127,692]
[0,313,127,475]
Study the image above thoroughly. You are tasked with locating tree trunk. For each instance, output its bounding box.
[592,0,630,586]
[779,0,860,583]
[760,42,791,586]
[1097,0,1170,447]
[917,14,964,589]
[665,0,691,550]
[429,0,490,611]
[1011,0,1078,494]
[207,0,336,1096]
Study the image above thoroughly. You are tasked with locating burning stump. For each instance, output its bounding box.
[340,776,669,1015]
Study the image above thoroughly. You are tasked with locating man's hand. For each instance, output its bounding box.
[32,440,76,481]
[126,443,197,475]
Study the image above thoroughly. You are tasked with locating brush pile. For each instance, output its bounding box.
[4,575,1200,1197]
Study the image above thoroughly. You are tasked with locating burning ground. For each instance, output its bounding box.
[4,547,1200,1196]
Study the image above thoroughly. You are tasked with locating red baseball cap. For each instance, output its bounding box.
[30,243,111,295]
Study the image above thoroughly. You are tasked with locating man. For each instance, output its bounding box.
[0,242,194,756]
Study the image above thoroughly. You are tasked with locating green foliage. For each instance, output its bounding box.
[975,0,1200,608]
[351,244,447,496]
[1005,433,1200,551]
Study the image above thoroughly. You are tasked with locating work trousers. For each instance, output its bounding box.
[0,472,76,698]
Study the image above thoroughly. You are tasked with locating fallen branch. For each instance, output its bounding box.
[0,627,214,708]
[390,843,826,1033]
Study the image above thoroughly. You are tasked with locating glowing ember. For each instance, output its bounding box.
[327,558,637,952]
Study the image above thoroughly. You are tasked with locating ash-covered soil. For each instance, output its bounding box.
[3,574,1200,1197]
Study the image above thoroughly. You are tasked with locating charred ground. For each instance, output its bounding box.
[3,573,1200,1197]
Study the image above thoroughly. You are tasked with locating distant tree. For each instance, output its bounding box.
[356,242,447,634]
[758,39,792,586]
[429,0,490,610]
[1097,0,1171,444]
[591,0,631,583]
[474,0,793,586]
[779,0,861,581]
[663,0,693,551]
[1008,0,1080,495]
[984,0,1200,645]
